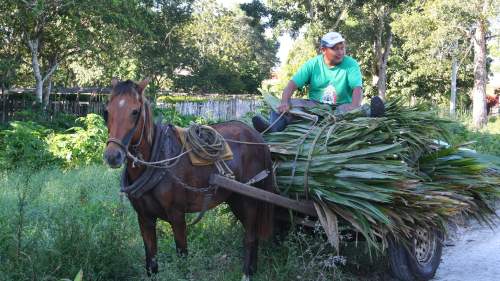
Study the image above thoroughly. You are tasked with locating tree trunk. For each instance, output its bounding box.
[44,77,52,110]
[27,38,59,107]
[450,56,458,117]
[372,23,382,88]
[472,6,488,129]
[1,84,5,123]
[377,30,392,100]
[372,7,392,100]
[28,38,44,104]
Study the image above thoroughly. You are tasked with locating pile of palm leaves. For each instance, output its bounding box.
[262,94,500,252]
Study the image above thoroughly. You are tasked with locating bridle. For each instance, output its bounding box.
[105,99,146,155]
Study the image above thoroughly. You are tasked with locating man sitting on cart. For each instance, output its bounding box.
[252,31,385,133]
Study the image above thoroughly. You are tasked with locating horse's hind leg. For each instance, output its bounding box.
[138,215,158,275]
[169,209,188,256]
[228,197,259,279]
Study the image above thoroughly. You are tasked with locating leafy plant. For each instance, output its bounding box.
[262,93,500,252]
[153,107,208,127]
[47,114,108,168]
[0,121,60,170]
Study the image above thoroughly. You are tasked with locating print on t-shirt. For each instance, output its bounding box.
[321,84,337,104]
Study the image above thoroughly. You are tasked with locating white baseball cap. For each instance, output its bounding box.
[320,32,345,48]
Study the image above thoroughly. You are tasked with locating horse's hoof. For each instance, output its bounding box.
[241,274,251,281]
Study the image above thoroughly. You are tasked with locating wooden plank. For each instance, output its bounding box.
[210,174,317,217]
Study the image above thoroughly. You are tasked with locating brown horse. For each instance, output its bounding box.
[103,79,275,280]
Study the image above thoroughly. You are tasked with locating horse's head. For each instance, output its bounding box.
[104,78,151,168]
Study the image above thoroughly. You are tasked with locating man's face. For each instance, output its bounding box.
[322,42,345,65]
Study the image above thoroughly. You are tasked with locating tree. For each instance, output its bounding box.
[134,0,195,94]
[265,0,411,100]
[392,0,475,114]
[2,0,147,106]
[471,0,495,128]
[177,0,277,93]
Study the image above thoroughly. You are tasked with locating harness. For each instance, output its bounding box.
[110,121,268,225]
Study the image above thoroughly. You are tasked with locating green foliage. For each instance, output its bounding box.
[47,114,108,168]
[0,166,141,281]
[447,115,500,156]
[389,0,475,102]
[12,109,78,131]
[153,107,208,127]
[262,93,499,251]
[0,114,107,170]
[0,121,60,170]
[0,166,358,281]
[176,0,277,94]
[1,0,277,95]
[157,95,210,104]
[274,36,317,95]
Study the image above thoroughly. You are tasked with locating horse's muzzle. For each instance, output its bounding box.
[104,147,125,168]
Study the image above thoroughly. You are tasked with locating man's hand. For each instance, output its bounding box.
[278,80,297,113]
[277,101,291,113]
[336,87,363,113]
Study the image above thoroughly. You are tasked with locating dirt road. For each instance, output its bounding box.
[433,210,500,281]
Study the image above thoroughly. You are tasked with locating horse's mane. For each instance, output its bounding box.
[112,80,154,144]
[113,80,139,96]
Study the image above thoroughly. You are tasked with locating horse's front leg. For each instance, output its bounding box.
[138,215,158,275]
[169,209,188,256]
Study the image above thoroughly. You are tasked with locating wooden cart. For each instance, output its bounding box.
[210,174,443,281]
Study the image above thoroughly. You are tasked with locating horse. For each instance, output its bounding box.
[103,78,275,280]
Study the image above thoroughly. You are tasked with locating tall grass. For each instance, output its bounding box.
[447,114,500,156]
[0,166,141,281]
[0,165,361,281]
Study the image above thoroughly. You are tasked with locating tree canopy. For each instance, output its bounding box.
[1,0,499,127]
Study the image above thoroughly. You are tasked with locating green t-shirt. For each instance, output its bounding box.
[291,55,363,104]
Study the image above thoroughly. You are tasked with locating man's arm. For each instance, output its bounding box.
[277,80,298,113]
[337,86,362,112]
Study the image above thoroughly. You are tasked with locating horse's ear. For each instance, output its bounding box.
[137,78,150,95]
[111,78,119,88]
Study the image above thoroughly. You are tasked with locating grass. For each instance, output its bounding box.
[1,109,497,281]
[0,165,375,281]
[448,115,500,156]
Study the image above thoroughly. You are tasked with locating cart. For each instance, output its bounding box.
[210,174,443,281]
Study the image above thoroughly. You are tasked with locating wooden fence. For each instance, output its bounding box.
[0,87,111,123]
[0,87,261,124]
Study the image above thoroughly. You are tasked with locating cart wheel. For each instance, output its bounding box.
[388,228,443,281]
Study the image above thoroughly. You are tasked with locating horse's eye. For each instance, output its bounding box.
[132,109,139,116]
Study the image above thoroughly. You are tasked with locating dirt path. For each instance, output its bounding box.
[433,210,500,281]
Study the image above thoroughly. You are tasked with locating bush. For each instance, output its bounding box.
[0,107,214,171]
[0,114,107,170]
[0,121,61,170]
[153,106,208,127]
[47,114,108,168]
[13,109,78,131]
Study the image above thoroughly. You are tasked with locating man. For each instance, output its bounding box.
[253,31,384,133]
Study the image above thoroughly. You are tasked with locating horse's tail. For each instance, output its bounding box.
[256,168,276,241]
